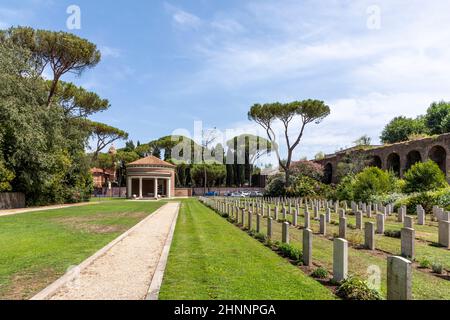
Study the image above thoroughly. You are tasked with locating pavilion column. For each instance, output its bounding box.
[154,178,158,199]
[167,178,171,198]
[127,177,132,198]
[139,177,143,199]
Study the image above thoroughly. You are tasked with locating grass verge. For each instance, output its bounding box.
[159,199,336,300]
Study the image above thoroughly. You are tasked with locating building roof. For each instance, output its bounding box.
[127,155,176,168]
[90,167,114,175]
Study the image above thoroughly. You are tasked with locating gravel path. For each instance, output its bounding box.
[39,202,180,300]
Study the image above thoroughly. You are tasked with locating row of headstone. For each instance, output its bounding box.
[202,197,414,300]
[206,196,450,252]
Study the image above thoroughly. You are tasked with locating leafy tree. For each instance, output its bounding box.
[0,42,94,204]
[191,163,226,188]
[1,27,101,106]
[249,100,330,187]
[146,135,201,163]
[124,140,136,152]
[53,81,109,118]
[116,150,140,164]
[424,101,450,135]
[380,116,427,144]
[94,153,114,170]
[403,160,448,193]
[199,128,218,194]
[353,135,372,146]
[0,159,15,191]
[315,151,325,160]
[226,134,272,187]
[88,121,129,159]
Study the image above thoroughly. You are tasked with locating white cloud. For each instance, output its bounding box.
[165,0,450,160]
[164,3,202,29]
[99,46,121,58]
[0,7,28,28]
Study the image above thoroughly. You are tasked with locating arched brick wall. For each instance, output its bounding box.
[315,133,450,184]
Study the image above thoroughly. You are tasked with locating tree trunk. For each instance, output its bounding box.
[203,166,207,195]
[46,76,60,107]
[285,169,291,188]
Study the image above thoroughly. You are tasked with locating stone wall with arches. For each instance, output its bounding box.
[315,133,450,184]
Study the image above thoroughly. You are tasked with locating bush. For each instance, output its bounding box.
[265,174,287,197]
[352,167,398,202]
[335,175,356,201]
[266,172,332,198]
[432,262,444,274]
[403,161,448,193]
[394,191,437,214]
[287,176,331,198]
[254,232,266,242]
[290,160,324,180]
[418,258,432,269]
[311,267,329,279]
[277,243,302,261]
[286,176,317,197]
[432,188,450,211]
[384,230,401,238]
[336,277,383,300]
[369,193,408,207]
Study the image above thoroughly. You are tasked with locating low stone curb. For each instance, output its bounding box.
[146,202,180,300]
[30,203,173,300]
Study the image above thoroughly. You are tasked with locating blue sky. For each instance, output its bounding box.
[2,0,450,165]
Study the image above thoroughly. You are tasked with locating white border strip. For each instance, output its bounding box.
[30,203,172,300]
[146,202,180,300]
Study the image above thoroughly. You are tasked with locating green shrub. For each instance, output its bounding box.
[336,277,383,300]
[352,167,398,202]
[311,267,329,279]
[335,175,356,201]
[369,193,408,207]
[433,188,450,211]
[384,230,401,238]
[254,232,266,242]
[418,258,432,269]
[403,161,448,193]
[432,262,444,274]
[265,174,288,197]
[277,243,302,261]
[395,192,436,214]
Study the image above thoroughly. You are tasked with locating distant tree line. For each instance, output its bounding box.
[381,101,450,144]
[93,134,273,189]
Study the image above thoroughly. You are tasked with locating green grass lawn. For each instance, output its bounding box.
[0,200,165,300]
[244,206,450,300]
[159,199,336,300]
